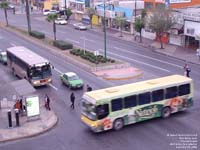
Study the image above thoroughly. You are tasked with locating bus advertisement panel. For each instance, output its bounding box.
[7,46,52,87]
[81,75,193,132]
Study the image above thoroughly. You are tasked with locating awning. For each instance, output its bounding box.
[171,24,183,30]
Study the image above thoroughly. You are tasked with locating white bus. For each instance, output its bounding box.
[81,75,193,132]
[7,46,52,87]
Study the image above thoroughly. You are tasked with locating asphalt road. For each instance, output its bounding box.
[0,10,200,150]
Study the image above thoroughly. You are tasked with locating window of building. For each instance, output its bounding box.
[166,86,178,99]
[178,84,190,96]
[111,98,123,112]
[124,95,137,108]
[152,89,164,102]
[145,2,153,10]
[138,92,151,105]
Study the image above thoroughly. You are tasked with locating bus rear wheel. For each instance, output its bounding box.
[161,107,171,118]
[113,118,124,131]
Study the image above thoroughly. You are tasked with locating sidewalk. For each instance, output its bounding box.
[0,100,58,143]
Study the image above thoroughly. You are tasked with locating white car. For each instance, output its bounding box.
[43,9,59,16]
[55,18,67,25]
[73,23,87,30]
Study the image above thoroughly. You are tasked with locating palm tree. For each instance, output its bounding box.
[0,1,9,26]
[86,7,95,29]
[47,14,58,41]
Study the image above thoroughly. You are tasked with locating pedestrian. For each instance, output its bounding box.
[45,94,51,111]
[70,92,75,109]
[19,98,23,112]
[183,64,191,77]
[87,84,92,92]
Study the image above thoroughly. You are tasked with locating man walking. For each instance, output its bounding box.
[183,64,191,77]
[70,92,75,109]
[45,94,51,111]
[86,84,92,92]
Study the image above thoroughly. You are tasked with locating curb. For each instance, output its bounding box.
[0,111,58,143]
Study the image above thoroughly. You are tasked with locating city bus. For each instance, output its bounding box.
[7,46,52,87]
[81,75,193,132]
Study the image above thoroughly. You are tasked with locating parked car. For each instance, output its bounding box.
[0,51,7,65]
[8,4,15,9]
[43,9,59,16]
[73,23,87,30]
[60,72,84,89]
[55,18,67,25]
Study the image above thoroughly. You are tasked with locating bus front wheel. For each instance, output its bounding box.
[113,118,124,131]
[161,107,171,118]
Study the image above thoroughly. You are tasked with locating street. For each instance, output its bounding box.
[0,10,200,150]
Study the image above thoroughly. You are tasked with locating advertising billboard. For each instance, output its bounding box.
[26,95,40,117]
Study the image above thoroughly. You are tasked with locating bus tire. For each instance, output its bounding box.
[113,118,124,131]
[161,107,171,118]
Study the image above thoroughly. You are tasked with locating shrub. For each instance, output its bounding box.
[53,40,73,50]
[30,30,45,39]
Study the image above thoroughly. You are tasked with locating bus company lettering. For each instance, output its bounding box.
[135,106,158,118]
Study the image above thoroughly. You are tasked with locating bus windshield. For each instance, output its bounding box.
[29,65,52,80]
[82,99,97,121]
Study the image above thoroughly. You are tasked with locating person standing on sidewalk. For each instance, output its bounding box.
[70,92,75,109]
[45,94,51,111]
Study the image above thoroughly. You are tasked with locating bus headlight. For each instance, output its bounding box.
[48,78,52,82]
[33,80,40,85]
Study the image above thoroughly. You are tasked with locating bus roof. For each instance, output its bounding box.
[7,46,49,66]
[84,75,192,102]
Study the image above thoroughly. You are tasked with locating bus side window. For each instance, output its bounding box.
[96,104,109,119]
[152,89,164,102]
[124,95,137,108]
[111,98,123,112]
[178,84,190,96]
[138,92,151,105]
[166,86,177,99]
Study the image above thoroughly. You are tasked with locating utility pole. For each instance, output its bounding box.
[103,0,107,59]
[25,0,31,34]
[64,0,67,19]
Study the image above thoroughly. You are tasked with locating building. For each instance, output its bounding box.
[166,0,200,9]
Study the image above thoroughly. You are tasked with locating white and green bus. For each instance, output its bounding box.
[81,75,193,132]
[7,46,52,87]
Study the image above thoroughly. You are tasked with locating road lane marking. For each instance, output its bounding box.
[80,37,96,43]
[54,67,63,74]
[49,83,58,91]
[114,47,182,68]
[65,38,80,44]
[99,49,170,72]
[10,43,17,46]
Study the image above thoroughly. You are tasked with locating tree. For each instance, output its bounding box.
[65,8,72,20]
[86,7,95,29]
[113,17,126,37]
[147,8,176,49]
[134,9,146,43]
[0,1,9,26]
[47,14,58,41]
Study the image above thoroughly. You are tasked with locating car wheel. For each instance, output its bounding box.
[113,118,124,131]
[161,107,171,118]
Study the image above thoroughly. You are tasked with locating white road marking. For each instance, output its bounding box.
[80,37,95,43]
[99,49,170,72]
[10,43,17,47]
[114,47,182,68]
[49,83,58,91]
[54,67,63,74]
[65,38,80,44]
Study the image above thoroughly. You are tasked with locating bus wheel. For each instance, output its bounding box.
[113,118,124,131]
[161,107,171,118]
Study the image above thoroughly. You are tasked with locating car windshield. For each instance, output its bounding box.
[68,75,79,80]
[82,99,97,121]
[29,64,52,80]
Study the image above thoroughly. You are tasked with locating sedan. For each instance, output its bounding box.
[73,23,87,30]
[0,51,7,65]
[60,72,84,89]
[55,18,67,25]
[43,9,59,16]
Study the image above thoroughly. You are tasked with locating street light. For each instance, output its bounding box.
[103,0,107,59]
